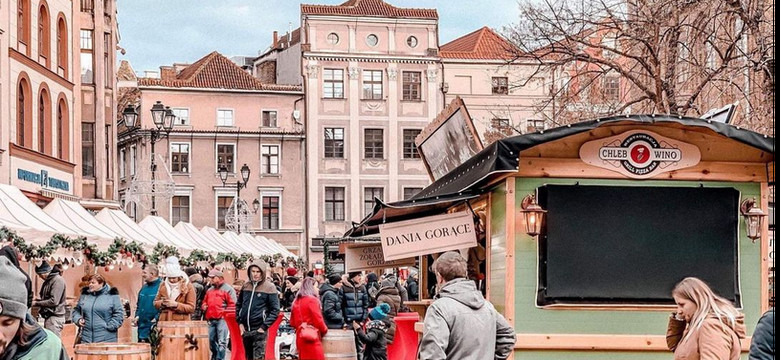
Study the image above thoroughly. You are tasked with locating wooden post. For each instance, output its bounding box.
[760,182,770,312]
[504,178,516,360]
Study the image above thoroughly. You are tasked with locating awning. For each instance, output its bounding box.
[139,216,197,254]
[174,222,229,253]
[238,233,277,256]
[94,209,159,248]
[255,235,297,258]
[222,231,257,254]
[43,199,121,247]
[200,226,242,253]
[0,184,82,244]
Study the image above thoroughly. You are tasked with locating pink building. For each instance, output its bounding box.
[117,52,306,254]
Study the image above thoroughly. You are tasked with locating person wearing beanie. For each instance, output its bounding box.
[375,274,406,344]
[319,274,345,329]
[237,259,279,360]
[282,276,300,311]
[72,274,125,343]
[33,262,67,336]
[0,246,33,308]
[353,302,391,360]
[0,257,68,360]
[365,273,380,307]
[185,267,206,321]
[202,269,236,360]
[154,257,196,321]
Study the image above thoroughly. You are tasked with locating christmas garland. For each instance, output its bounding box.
[148,243,180,264]
[179,250,214,267]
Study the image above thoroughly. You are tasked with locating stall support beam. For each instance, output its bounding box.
[760,181,770,312]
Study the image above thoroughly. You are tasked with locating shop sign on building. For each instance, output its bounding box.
[345,243,416,272]
[379,211,477,261]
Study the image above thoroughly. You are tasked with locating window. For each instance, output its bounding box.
[362,70,383,100]
[18,0,30,52]
[261,145,279,174]
[262,110,277,127]
[323,69,344,99]
[80,30,92,49]
[171,143,190,173]
[407,36,418,48]
[526,119,545,133]
[324,128,344,158]
[216,144,235,172]
[104,33,111,88]
[172,108,189,125]
[366,34,379,47]
[492,118,512,135]
[57,19,68,76]
[17,82,27,146]
[402,72,421,101]
[57,100,68,160]
[39,93,46,153]
[403,187,423,200]
[364,187,383,216]
[364,129,384,159]
[130,145,137,177]
[603,77,620,101]
[171,196,190,224]
[81,52,93,84]
[38,5,50,66]
[119,148,126,179]
[327,33,339,45]
[262,196,280,230]
[80,0,94,13]
[403,129,421,159]
[105,125,111,179]
[492,77,509,94]
[324,187,345,221]
[217,196,232,230]
[82,123,95,177]
[127,201,137,222]
[217,109,233,126]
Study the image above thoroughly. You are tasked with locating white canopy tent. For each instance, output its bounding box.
[238,233,276,256]
[94,209,159,248]
[221,231,260,254]
[138,216,197,255]
[200,227,244,254]
[174,222,227,253]
[44,198,124,244]
[255,235,297,258]
[0,184,85,245]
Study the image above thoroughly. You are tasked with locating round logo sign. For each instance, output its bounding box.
[620,133,660,175]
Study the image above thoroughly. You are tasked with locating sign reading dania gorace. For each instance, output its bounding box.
[379,211,477,261]
[579,130,701,179]
[345,243,416,272]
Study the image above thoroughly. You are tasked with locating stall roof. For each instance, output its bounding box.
[256,235,298,258]
[138,216,197,254]
[238,233,277,256]
[0,184,82,244]
[44,199,121,243]
[94,209,159,248]
[347,114,774,237]
[222,231,257,254]
[200,227,243,254]
[174,222,225,253]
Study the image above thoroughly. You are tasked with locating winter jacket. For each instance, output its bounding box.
[0,246,33,308]
[749,308,774,360]
[237,261,280,331]
[356,319,389,360]
[0,314,68,360]
[154,279,196,321]
[72,284,125,343]
[406,277,419,301]
[289,295,329,360]
[381,274,408,303]
[375,285,402,344]
[190,274,206,320]
[34,269,67,317]
[666,313,747,360]
[319,283,344,329]
[202,282,236,320]
[418,278,516,360]
[135,277,162,341]
[341,280,369,323]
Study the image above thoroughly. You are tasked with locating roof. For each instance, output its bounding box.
[301,0,437,19]
[116,60,137,81]
[138,51,301,92]
[440,26,521,60]
[275,28,301,50]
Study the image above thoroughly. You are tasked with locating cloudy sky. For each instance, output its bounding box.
[117,0,520,74]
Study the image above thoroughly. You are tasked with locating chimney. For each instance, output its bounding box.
[143,70,160,79]
[159,66,176,80]
[273,31,278,48]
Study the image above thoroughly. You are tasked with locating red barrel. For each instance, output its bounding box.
[387,312,420,360]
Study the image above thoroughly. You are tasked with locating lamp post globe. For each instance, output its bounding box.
[252,198,261,214]
[121,104,139,130]
[150,101,166,129]
[163,107,176,131]
[240,163,251,185]
[218,166,229,186]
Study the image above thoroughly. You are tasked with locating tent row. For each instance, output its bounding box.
[0,184,296,260]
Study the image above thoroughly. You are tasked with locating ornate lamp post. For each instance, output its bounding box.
[220,163,251,233]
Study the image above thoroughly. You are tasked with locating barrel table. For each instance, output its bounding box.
[157,321,209,360]
[74,343,151,360]
[321,329,357,360]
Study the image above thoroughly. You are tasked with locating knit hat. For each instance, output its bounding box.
[366,273,378,283]
[164,256,186,278]
[35,260,52,275]
[286,276,299,285]
[208,269,224,278]
[328,274,342,286]
[348,271,362,281]
[369,303,391,321]
[0,257,29,320]
[286,267,298,277]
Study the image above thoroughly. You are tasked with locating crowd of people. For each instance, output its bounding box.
[0,244,776,360]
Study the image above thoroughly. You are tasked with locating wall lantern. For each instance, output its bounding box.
[740,197,767,242]
[520,193,546,237]
[252,199,261,214]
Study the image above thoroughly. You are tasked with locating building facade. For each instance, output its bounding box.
[118,52,306,253]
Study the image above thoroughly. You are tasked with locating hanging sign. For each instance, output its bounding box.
[345,243,416,272]
[579,130,701,179]
[379,211,477,261]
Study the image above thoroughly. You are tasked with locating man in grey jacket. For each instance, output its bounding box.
[419,251,516,360]
[33,261,67,337]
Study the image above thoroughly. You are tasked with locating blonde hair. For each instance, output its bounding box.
[672,277,739,341]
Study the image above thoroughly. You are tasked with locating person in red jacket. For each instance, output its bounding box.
[202,269,237,360]
[289,277,328,360]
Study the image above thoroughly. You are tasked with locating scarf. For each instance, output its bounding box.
[164,278,186,301]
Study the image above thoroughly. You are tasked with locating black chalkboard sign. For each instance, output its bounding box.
[537,185,741,306]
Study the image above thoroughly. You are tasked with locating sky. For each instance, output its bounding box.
[116,0,521,74]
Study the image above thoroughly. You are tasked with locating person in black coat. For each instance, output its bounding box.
[353,303,390,360]
[749,308,774,360]
[406,269,419,301]
[320,274,345,329]
[0,245,33,308]
[341,272,369,323]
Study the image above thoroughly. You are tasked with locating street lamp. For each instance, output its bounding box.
[119,101,176,216]
[220,163,252,233]
[252,198,261,214]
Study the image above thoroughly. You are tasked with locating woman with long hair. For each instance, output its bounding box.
[289,277,328,360]
[666,277,746,360]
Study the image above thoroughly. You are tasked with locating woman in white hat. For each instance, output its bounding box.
[154,256,196,321]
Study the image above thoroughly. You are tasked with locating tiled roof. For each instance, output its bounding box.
[275,28,301,50]
[301,0,437,19]
[116,60,137,81]
[440,27,521,60]
[138,51,301,92]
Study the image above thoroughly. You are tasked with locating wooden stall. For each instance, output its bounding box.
[347,114,774,359]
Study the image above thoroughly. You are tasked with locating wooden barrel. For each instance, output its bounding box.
[322,329,357,360]
[74,343,151,360]
[157,321,209,360]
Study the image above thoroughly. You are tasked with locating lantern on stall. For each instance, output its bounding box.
[399,267,409,281]
[313,261,324,276]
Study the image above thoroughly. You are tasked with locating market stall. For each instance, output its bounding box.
[347,114,774,359]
